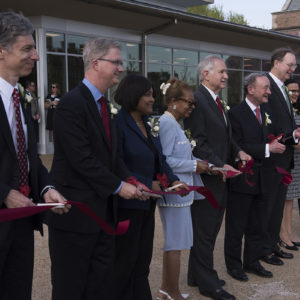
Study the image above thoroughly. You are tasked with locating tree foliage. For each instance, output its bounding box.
[187,5,249,26]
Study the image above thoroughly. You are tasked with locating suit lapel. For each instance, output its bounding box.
[199,85,227,127]
[80,83,111,149]
[0,95,17,157]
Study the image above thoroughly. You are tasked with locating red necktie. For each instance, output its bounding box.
[12,88,29,189]
[216,97,224,114]
[98,96,112,147]
[255,107,262,126]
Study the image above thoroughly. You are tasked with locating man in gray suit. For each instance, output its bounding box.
[185,56,250,300]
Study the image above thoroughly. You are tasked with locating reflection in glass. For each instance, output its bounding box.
[174,66,197,90]
[67,35,88,54]
[148,46,172,64]
[46,32,65,53]
[47,55,66,95]
[243,57,260,71]
[223,70,242,107]
[262,60,271,72]
[148,64,171,115]
[68,56,84,90]
[174,49,198,66]
[224,55,242,69]
[120,42,140,61]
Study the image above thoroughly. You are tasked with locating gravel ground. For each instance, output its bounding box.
[33,155,300,300]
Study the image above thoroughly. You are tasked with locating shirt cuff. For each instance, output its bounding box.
[265,144,270,158]
[293,130,299,143]
[40,185,56,197]
[193,160,197,173]
[114,181,123,194]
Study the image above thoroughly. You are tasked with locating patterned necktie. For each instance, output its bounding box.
[281,85,292,114]
[216,97,224,114]
[98,96,112,147]
[255,107,262,126]
[12,88,29,188]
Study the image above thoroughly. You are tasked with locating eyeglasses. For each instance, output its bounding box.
[289,89,300,94]
[177,98,196,108]
[284,63,297,70]
[51,86,56,89]
[97,58,123,67]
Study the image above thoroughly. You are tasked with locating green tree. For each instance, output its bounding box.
[187,5,249,26]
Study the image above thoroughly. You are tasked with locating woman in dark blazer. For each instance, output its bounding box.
[113,74,186,300]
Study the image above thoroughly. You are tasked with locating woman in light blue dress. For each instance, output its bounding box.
[157,78,209,300]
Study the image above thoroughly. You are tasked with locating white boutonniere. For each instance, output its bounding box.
[148,117,160,137]
[220,99,230,113]
[109,103,118,119]
[184,129,197,149]
[265,112,272,126]
[18,83,33,108]
[160,82,171,95]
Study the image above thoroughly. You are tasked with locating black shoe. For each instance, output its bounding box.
[201,288,236,300]
[292,241,300,247]
[279,240,298,251]
[219,279,226,286]
[227,269,248,282]
[244,263,273,278]
[261,254,284,265]
[274,248,294,259]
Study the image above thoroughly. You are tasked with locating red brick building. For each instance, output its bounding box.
[272,0,300,36]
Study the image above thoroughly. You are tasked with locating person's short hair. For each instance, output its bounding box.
[243,72,265,95]
[197,55,223,83]
[270,47,295,68]
[0,11,34,49]
[114,74,153,112]
[82,38,121,72]
[284,78,299,87]
[163,78,192,107]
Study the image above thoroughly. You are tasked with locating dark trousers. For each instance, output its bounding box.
[49,227,115,300]
[188,199,225,293]
[0,218,34,300]
[113,202,156,300]
[224,191,269,270]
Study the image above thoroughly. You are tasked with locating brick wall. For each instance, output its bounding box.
[272,10,300,31]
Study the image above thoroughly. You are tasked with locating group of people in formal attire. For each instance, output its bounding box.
[1,10,300,300]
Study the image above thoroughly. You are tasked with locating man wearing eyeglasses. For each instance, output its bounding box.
[46,37,147,300]
[260,48,300,266]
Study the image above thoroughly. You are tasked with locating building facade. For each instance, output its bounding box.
[2,0,300,153]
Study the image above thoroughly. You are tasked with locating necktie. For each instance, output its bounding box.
[98,96,112,147]
[216,97,224,114]
[255,107,262,126]
[281,85,292,114]
[12,88,29,189]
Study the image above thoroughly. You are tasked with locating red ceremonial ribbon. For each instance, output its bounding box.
[0,201,129,235]
[156,173,169,188]
[238,158,255,187]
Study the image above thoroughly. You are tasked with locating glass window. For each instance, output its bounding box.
[67,35,88,54]
[224,55,242,69]
[200,51,221,61]
[173,49,198,66]
[46,32,65,53]
[147,64,172,115]
[262,60,271,72]
[68,56,84,91]
[120,42,140,61]
[148,46,172,64]
[223,70,242,107]
[47,55,66,95]
[173,66,197,90]
[243,57,260,71]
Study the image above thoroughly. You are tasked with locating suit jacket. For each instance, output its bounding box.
[184,84,240,206]
[115,108,178,210]
[0,93,50,233]
[228,100,280,195]
[46,83,129,233]
[262,74,297,170]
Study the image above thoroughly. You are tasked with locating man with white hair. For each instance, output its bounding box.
[185,56,250,300]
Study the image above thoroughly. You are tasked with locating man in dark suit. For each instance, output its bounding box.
[261,48,300,265]
[0,11,68,300]
[185,56,251,300]
[46,38,146,300]
[225,73,286,282]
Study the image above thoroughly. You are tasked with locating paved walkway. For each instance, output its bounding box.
[33,155,300,300]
